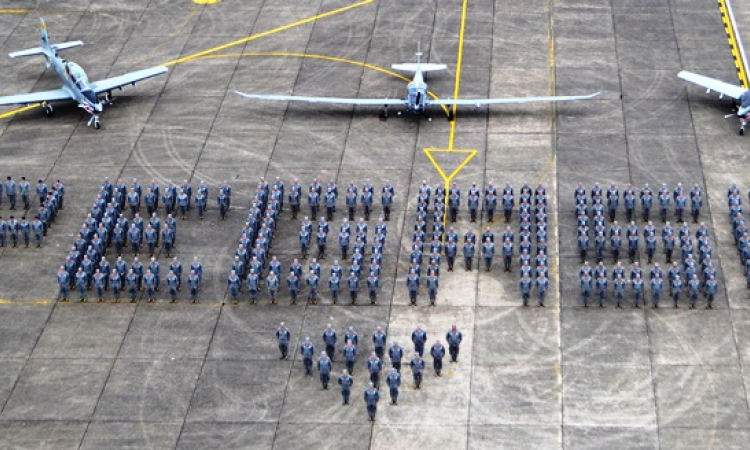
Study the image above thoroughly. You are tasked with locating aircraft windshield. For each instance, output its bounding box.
[408,87,418,105]
[66,62,90,90]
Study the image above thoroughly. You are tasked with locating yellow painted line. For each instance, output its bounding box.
[194,0,221,3]
[0,8,28,14]
[447,0,470,150]
[423,148,478,241]
[0,104,41,119]
[162,0,374,67]
[0,299,53,305]
[718,0,749,88]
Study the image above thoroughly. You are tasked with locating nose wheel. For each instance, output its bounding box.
[88,115,101,130]
[43,104,53,118]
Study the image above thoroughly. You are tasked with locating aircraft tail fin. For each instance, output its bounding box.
[9,19,82,64]
[391,63,447,73]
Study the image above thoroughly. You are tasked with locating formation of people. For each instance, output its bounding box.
[573,182,718,309]
[726,184,750,290]
[276,322,464,421]
[55,177,207,303]
[228,177,393,305]
[0,176,65,248]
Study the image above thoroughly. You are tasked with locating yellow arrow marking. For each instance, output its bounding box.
[423,148,478,240]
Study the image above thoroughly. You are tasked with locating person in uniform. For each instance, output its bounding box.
[307,270,320,304]
[295,336,313,376]
[318,351,332,389]
[276,322,291,359]
[367,352,383,388]
[266,271,280,304]
[143,269,156,303]
[57,266,70,301]
[705,275,717,309]
[385,368,401,405]
[520,273,532,307]
[426,270,439,306]
[110,269,122,302]
[406,269,420,305]
[411,325,427,357]
[430,340,445,376]
[228,270,241,303]
[126,269,138,303]
[410,353,425,389]
[651,274,663,308]
[166,270,179,303]
[323,324,337,362]
[188,270,200,303]
[364,382,380,421]
[338,369,354,405]
[367,272,379,305]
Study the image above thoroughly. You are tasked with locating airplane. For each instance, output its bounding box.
[678,70,750,135]
[0,19,168,129]
[235,45,600,122]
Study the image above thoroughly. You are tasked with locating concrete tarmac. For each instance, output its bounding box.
[0,0,749,448]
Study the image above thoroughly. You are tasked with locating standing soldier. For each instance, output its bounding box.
[143,269,156,303]
[537,272,548,307]
[440,326,462,366]
[287,271,300,305]
[276,322,291,359]
[688,274,701,309]
[188,270,200,303]
[246,269,259,304]
[338,370,354,405]
[463,238,475,271]
[126,269,138,303]
[364,383,380,421]
[5,176,16,210]
[427,270,439,306]
[651,274,663,308]
[520,273,532,307]
[367,352,382,387]
[386,368,401,405]
[289,183,300,219]
[430,340,445,376]
[266,271,280,304]
[367,272,379,305]
[578,231,589,264]
[468,189,479,222]
[614,274,625,308]
[672,275,683,308]
[57,266,70,302]
[410,353,425,389]
[300,337,315,374]
[372,326,387,359]
[346,188,357,221]
[645,232,657,264]
[217,188,229,221]
[412,325,427,357]
[691,192,702,223]
[632,274,644,308]
[482,237,495,272]
[664,232,675,263]
[502,188,514,223]
[316,226,327,260]
[323,324,337,362]
[19,217,30,247]
[389,341,404,372]
[705,275,717,309]
[675,192,687,224]
[307,270,320,305]
[308,188,320,220]
[328,271,340,304]
[318,351,332,389]
[445,238,457,271]
[195,186,207,220]
[485,189,497,223]
[75,268,87,302]
[595,274,607,307]
[227,270,241,303]
[348,272,359,304]
[659,185,670,223]
[325,188,336,222]
[177,189,189,220]
[607,183,619,222]
[406,269,420,305]
[501,238,513,272]
[581,272,592,307]
[342,341,357,375]
[166,270,179,303]
[110,269,122,303]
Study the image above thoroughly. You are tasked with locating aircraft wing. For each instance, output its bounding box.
[0,88,72,106]
[677,71,746,100]
[235,91,407,106]
[91,66,168,94]
[430,92,601,107]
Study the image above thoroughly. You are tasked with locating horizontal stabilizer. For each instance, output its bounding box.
[52,41,84,52]
[9,47,45,58]
[9,41,83,59]
[392,63,447,73]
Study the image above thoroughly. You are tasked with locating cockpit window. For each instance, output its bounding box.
[66,62,90,90]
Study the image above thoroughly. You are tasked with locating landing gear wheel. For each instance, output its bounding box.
[43,104,53,117]
[104,92,113,104]
[379,107,388,122]
[94,119,101,130]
